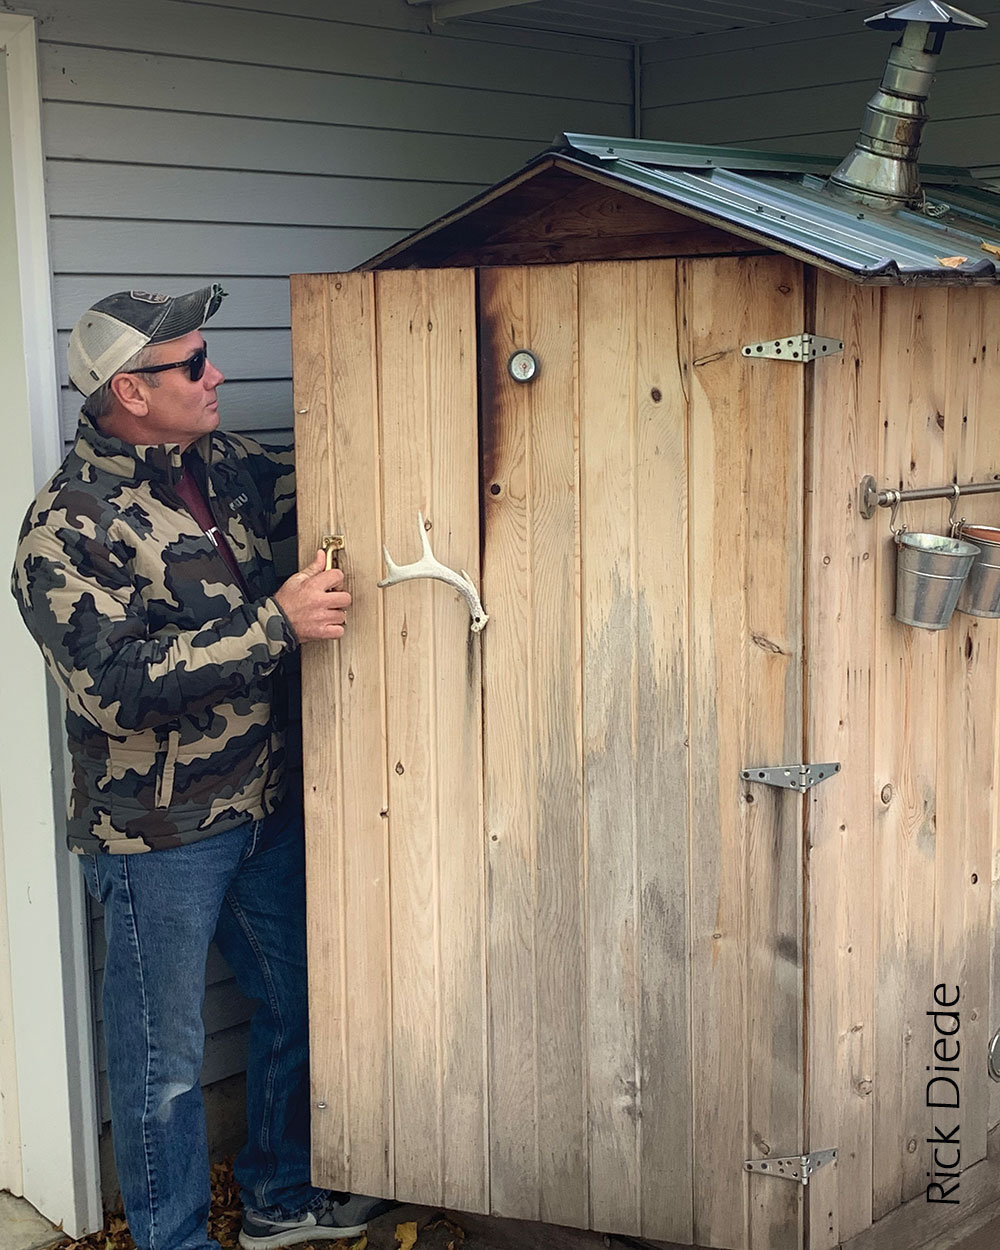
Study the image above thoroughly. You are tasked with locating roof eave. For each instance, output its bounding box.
[356,149,1000,285]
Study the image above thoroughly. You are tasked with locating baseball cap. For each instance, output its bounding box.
[68,283,227,397]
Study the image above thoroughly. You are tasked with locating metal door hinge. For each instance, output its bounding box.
[740,763,841,791]
[742,334,843,361]
[745,1149,837,1185]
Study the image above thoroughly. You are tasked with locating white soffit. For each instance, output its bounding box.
[406,0,884,42]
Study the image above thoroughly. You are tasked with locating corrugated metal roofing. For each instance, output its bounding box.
[412,0,879,43]
[552,134,1000,282]
[362,133,1000,284]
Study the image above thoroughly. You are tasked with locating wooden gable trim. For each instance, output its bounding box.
[361,155,776,270]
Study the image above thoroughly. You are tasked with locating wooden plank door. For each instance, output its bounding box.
[478,259,695,1242]
[291,269,488,1213]
[291,255,807,1249]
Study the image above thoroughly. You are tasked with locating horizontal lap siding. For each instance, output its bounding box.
[38,0,632,440]
[640,6,1000,166]
[47,0,629,1129]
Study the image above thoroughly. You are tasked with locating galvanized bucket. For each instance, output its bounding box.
[895,532,980,630]
[957,524,1000,617]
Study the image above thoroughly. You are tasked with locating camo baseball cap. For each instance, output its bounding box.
[68,283,227,397]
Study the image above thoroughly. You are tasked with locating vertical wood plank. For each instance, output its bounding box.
[376,269,486,1211]
[633,259,693,1244]
[687,255,805,1250]
[872,289,948,1218]
[292,271,394,1195]
[741,257,805,1250]
[934,287,1000,1175]
[480,264,537,1220]
[803,276,880,1250]
[976,302,1000,1141]
[687,254,749,1250]
[480,263,588,1227]
[579,260,642,1236]
[428,268,488,1213]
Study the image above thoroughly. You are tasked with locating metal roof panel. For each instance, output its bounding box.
[360,134,1000,283]
[557,137,1000,282]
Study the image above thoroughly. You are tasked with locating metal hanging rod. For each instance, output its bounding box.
[859,474,1000,521]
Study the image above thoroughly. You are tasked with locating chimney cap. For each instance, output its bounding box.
[865,2,987,32]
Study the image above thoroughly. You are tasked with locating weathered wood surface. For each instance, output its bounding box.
[805,282,1000,1247]
[933,287,1000,1177]
[294,257,1000,1250]
[630,260,692,1242]
[871,290,947,1219]
[479,263,588,1227]
[576,259,691,1239]
[292,270,487,1210]
[803,277,880,1250]
[372,166,763,270]
[376,268,487,1211]
[295,254,810,1246]
[843,1125,1000,1250]
[687,255,806,1250]
[292,271,394,1196]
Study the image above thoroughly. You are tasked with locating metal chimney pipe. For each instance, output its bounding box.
[826,2,987,212]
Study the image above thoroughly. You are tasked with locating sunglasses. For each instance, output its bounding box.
[127,342,209,383]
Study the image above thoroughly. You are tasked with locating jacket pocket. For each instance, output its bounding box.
[154,726,181,809]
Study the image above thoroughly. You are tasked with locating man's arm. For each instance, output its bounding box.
[12,521,348,737]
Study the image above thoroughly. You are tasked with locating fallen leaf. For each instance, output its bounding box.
[982,240,1000,258]
[395,1221,419,1250]
[937,255,968,267]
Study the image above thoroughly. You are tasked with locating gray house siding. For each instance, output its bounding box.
[640,6,1000,167]
[22,0,632,1167]
[39,0,632,443]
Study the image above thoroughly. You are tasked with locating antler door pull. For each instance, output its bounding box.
[378,512,488,634]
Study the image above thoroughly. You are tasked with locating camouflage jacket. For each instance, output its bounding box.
[11,416,299,854]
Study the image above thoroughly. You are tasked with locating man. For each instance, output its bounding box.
[11,286,386,1250]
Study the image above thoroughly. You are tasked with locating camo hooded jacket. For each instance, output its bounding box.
[11,415,300,854]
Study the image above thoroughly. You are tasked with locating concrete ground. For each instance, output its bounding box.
[0,1193,64,1250]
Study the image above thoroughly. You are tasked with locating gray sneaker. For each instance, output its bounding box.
[238,1191,394,1249]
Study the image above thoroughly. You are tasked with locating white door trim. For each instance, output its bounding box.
[0,12,102,1237]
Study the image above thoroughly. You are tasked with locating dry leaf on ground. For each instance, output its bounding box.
[395,1221,419,1250]
[55,1158,365,1250]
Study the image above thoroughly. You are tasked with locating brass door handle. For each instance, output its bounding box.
[321,534,344,570]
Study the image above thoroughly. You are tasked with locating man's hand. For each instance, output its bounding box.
[273,550,352,641]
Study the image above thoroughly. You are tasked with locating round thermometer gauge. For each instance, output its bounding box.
[508,349,539,383]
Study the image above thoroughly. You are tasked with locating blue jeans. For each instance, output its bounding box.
[81,802,327,1250]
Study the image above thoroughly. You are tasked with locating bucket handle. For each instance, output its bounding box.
[888,491,906,541]
[948,483,965,538]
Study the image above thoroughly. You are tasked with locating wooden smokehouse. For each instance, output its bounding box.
[289,6,1000,1249]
